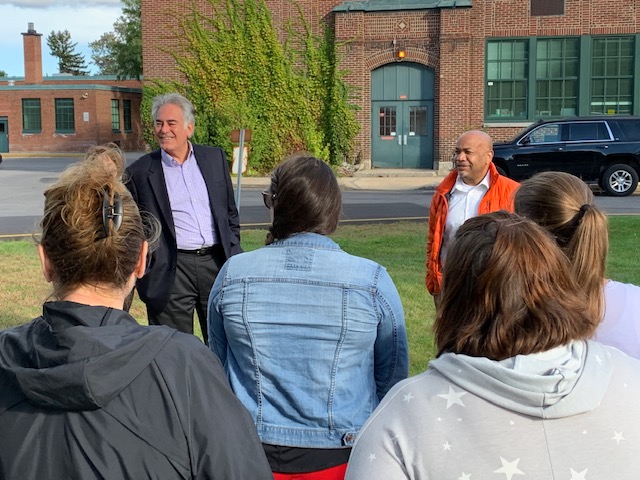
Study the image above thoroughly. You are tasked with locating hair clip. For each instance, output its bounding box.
[102,191,123,237]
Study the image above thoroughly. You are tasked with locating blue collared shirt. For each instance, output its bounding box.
[160,144,218,249]
[207,232,409,448]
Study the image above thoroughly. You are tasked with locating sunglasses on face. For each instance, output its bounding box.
[262,190,276,209]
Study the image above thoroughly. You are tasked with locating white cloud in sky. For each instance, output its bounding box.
[1,2,122,77]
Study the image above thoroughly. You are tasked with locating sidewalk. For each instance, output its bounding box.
[239,168,445,191]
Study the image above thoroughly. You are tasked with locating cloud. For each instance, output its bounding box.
[5,0,121,7]
[0,4,121,76]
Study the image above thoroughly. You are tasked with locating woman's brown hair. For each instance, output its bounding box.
[435,211,597,360]
[266,155,342,245]
[514,171,608,322]
[39,143,159,300]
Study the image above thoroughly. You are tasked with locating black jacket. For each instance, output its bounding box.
[0,301,272,479]
[125,146,242,313]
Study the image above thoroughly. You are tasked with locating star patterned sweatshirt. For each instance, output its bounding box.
[345,340,640,480]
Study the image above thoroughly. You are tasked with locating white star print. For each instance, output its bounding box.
[368,453,377,462]
[437,386,467,409]
[458,473,471,480]
[457,417,463,422]
[595,354,602,364]
[442,441,452,451]
[612,432,625,444]
[403,393,414,403]
[582,430,588,435]
[436,417,442,421]
[494,457,524,480]
[569,467,588,480]
[509,420,515,426]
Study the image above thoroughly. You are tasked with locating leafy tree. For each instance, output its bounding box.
[0,70,7,77]
[89,0,142,79]
[146,0,358,173]
[46,30,89,75]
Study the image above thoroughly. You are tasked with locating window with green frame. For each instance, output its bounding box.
[22,98,42,133]
[486,40,529,120]
[535,38,579,117]
[591,37,634,115]
[111,99,120,132]
[54,98,75,133]
[123,99,132,132]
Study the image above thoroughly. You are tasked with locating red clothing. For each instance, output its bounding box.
[273,463,347,480]
[425,163,519,295]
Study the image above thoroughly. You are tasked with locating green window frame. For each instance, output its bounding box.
[54,98,75,133]
[486,39,529,120]
[535,38,579,117]
[591,37,634,115]
[111,99,121,132]
[22,98,42,133]
[123,99,132,132]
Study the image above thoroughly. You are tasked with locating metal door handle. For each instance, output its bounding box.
[403,135,407,145]
[398,135,402,146]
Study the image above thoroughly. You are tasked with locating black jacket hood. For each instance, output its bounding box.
[0,301,173,413]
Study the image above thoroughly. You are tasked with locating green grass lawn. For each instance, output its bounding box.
[1,217,639,375]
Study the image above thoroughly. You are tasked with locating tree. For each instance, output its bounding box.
[89,0,142,79]
[46,30,89,75]
[0,70,7,77]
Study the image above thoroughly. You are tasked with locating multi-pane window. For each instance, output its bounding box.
[22,98,41,133]
[591,37,634,115]
[536,38,579,117]
[486,40,528,119]
[409,106,428,136]
[123,99,132,132]
[379,107,397,136]
[111,99,120,132]
[54,98,75,133]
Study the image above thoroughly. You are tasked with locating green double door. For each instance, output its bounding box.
[371,63,434,169]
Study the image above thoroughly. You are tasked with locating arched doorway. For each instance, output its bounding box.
[371,62,434,168]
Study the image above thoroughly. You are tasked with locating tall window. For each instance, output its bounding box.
[54,98,75,133]
[111,99,120,132]
[591,37,634,114]
[22,98,41,133]
[123,99,132,132]
[536,38,579,116]
[486,40,528,119]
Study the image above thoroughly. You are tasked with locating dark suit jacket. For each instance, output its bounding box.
[125,145,242,314]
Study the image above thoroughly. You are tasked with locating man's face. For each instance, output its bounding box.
[154,103,194,160]
[453,132,494,186]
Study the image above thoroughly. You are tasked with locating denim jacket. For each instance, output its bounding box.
[207,233,409,449]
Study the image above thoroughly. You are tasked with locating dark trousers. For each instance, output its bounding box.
[148,245,226,345]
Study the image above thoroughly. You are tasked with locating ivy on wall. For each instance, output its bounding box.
[142,0,359,174]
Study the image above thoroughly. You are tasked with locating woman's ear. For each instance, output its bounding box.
[135,241,149,279]
[37,244,53,283]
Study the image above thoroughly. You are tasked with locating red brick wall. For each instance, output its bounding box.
[0,86,144,152]
[141,0,640,168]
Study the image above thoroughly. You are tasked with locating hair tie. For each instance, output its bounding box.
[556,203,591,247]
[102,191,123,237]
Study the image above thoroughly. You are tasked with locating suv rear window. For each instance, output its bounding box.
[567,122,610,141]
[614,119,640,140]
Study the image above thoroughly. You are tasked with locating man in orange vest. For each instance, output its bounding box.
[426,130,519,295]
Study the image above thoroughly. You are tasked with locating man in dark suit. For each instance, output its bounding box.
[126,93,241,344]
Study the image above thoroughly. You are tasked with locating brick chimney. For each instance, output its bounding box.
[22,22,43,84]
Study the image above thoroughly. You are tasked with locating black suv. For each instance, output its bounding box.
[493,116,640,196]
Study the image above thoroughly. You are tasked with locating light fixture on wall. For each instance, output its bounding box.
[393,37,406,62]
[81,92,88,99]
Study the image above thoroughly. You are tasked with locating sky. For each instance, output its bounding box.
[1,1,123,77]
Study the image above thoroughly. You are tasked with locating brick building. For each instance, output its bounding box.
[141,0,640,170]
[0,23,144,154]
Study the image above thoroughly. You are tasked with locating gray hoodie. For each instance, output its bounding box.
[0,301,272,479]
[346,340,640,479]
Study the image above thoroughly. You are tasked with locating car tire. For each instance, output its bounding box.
[601,164,639,197]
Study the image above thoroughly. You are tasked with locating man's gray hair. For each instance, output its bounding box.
[151,93,196,127]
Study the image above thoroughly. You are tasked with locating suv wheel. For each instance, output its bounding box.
[601,164,639,196]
